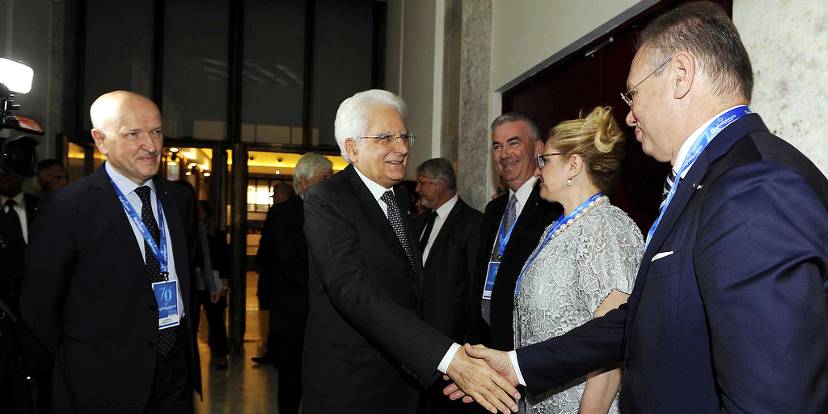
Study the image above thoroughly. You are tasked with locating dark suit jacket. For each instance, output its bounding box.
[415,197,482,343]
[302,165,453,414]
[20,165,201,413]
[470,184,561,350]
[260,194,309,336]
[516,114,828,412]
[0,192,38,310]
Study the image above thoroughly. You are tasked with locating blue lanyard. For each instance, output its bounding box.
[514,192,604,298]
[645,105,750,248]
[107,175,168,274]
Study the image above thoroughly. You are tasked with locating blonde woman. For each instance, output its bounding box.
[514,106,643,413]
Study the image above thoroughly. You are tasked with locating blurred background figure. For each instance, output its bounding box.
[194,200,230,370]
[514,106,642,413]
[0,171,38,315]
[259,152,331,414]
[36,159,68,195]
[413,157,482,414]
[253,181,295,365]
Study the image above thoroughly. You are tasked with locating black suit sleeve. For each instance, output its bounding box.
[304,188,453,387]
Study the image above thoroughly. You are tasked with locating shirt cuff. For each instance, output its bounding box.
[437,343,461,374]
[509,350,527,386]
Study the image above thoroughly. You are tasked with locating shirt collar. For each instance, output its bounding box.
[0,191,25,208]
[353,164,393,202]
[673,105,744,179]
[509,176,537,210]
[105,161,155,196]
[434,194,459,218]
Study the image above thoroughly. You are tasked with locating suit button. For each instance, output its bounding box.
[147,340,156,348]
[625,358,632,369]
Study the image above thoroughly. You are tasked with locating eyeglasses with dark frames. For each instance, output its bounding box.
[620,57,672,107]
[361,132,415,146]
[537,152,565,169]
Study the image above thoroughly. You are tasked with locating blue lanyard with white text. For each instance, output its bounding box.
[107,175,169,274]
[644,105,751,249]
[514,192,604,298]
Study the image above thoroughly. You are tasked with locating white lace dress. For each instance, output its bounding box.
[514,197,643,414]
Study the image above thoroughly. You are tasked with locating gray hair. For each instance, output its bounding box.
[416,158,457,192]
[637,1,753,101]
[490,112,542,141]
[334,89,407,162]
[293,152,332,195]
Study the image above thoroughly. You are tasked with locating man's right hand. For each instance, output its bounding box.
[445,344,520,413]
[444,344,519,404]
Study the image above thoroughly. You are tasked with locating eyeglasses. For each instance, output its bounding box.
[361,132,415,146]
[620,57,672,107]
[537,152,564,169]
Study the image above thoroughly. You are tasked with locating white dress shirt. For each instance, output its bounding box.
[673,105,747,179]
[353,166,461,374]
[105,162,184,318]
[0,191,29,243]
[421,194,459,263]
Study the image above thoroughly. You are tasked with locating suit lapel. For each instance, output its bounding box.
[90,166,146,270]
[343,166,420,277]
[503,185,542,256]
[625,113,772,345]
[424,199,464,269]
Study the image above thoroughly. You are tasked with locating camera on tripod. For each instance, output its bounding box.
[1,58,41,179]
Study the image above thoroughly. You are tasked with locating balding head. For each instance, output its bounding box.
[90,90,164,185]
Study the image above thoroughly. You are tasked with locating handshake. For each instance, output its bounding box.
[443,343,519,414]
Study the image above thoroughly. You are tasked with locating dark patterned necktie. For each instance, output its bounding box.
[135,186,176,355]
[2,199,24,246]
[418,211,438,251]
[380,191,417,272]
[490,193,517,261]
[659,170,677,212]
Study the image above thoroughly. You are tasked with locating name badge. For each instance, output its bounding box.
[152,280,180,329]
[482,261,500,300]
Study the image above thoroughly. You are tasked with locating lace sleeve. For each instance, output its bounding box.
[576,206,644,314]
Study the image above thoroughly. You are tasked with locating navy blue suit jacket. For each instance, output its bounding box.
[516,114,828,412]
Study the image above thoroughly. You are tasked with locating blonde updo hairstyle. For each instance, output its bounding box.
[548,106,625,193]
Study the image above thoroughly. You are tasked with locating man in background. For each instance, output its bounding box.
[414,157,482,414]
[36,159,68,195]
[259,152,331,414]
[470,113,561,351]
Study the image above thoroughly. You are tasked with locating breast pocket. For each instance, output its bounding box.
[646,250,681,280]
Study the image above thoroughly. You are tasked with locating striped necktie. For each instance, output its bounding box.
[659,170,677,212]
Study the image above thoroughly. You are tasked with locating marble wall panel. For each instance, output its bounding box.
[734,0,828,175]
[457,0,493,211]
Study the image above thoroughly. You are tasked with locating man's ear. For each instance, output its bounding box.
[345,138,359,163]
[91,128,108,155]
[534,139,543,156]
[672,52,695,100]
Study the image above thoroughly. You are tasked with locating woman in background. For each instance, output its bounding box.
[514,106,643,413]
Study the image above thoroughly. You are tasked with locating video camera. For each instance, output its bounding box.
[1,58,41,179]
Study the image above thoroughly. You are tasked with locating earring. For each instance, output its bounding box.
[566,178,573,187]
